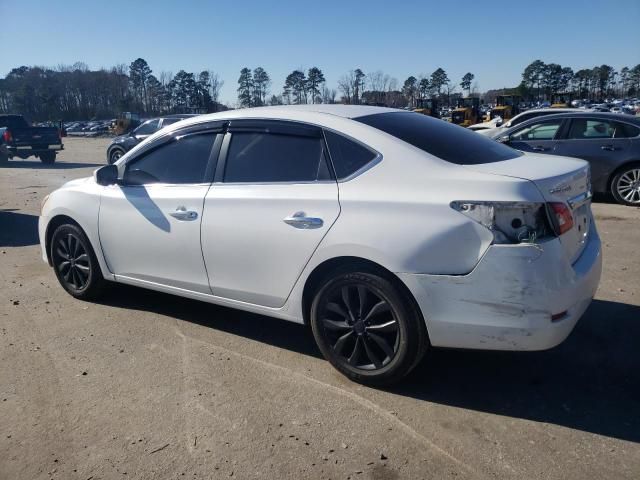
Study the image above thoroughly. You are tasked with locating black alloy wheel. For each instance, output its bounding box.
[51,224,106,300]
[321,284,399,370]
[311,271,428,386]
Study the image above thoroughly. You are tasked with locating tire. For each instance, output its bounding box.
[40,151,56,164]
[611,163,640,206]
[310,270,428,386]
[0,152,8,165]
[109,148,124,164]
[50,223,107,300]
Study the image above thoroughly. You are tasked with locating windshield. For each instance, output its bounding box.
[355,112,522,165]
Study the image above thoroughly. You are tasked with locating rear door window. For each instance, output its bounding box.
[614,122,640,138]
[567,119,615,139]
[355,112,521,165]
[224,132,329,183]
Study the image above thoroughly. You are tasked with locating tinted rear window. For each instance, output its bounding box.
[355,112,522,165]
[0,116,29,129]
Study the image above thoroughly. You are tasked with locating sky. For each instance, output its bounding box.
[3,0,639,106]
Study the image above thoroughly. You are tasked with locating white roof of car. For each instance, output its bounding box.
[172,105,402,129]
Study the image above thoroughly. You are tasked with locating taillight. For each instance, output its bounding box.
[548,202,574,236]
[2,129,11,142]
[451,201,551,244]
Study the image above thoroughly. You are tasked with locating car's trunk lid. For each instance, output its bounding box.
[464,153,592,264]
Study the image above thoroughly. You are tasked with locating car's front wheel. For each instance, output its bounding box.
[310,269,428,386]
[611,163,640,206]
[109,148,124,164]
[51,223,107,300]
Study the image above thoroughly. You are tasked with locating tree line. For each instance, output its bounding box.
[0,58,224,121]
[2,58,639,122]
[518,60,640,102]
[239,61,640,110]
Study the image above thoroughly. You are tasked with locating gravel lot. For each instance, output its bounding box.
[1,137,639,479]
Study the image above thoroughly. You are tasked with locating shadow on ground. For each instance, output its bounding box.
[0,160,102,169]
[0,209,39,246]
[96,285,639,443]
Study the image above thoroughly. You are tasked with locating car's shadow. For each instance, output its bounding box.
[0,160,103,169]
[96,285,639,443]
[0,209,40,246]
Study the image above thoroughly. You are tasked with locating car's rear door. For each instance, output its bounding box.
[201,120,340,308]
[99,123,223,293]
[553,117,633,190]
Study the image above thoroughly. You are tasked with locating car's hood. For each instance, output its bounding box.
[60,176,93,189]
[111,134,129,144]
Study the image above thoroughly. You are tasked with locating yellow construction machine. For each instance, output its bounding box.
[451,97,481,127]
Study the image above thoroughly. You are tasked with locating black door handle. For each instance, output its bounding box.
[532,146,549,152]
[601,145,616,151]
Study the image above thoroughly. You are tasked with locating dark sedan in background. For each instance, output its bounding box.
[494,112,640,205]
[106,115,197,164]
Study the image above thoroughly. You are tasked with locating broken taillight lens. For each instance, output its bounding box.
[548,202,574,236]
[451,201,551,244]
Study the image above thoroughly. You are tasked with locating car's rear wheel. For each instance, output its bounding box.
[310,270,428,386]
[40,151,56,164]
[51,223,107,300]
[611,163,640,206]
[109,148,124,164]
[0,152,8,165]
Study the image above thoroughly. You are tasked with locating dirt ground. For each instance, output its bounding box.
[1,136,639,479]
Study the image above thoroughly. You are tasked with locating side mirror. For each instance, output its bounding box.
[496,135,510,144]
[95,164,118,186]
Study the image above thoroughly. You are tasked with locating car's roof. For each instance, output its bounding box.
[518,108,576,114]
[511,110,640,125]
[166,105,402,129]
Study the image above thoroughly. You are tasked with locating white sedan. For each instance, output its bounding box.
[39,105,602,385]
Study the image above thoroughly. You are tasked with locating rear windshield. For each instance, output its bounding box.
[355,112,522,165]
[0,116,29,129]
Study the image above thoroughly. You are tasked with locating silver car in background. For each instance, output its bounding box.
[494,112,640,205]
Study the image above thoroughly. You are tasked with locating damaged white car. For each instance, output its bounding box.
[39,105,602,385]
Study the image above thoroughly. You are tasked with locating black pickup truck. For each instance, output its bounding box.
[0,114,63,165]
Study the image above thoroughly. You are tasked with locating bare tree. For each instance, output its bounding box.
[208,71,224,108]
[338,71,355,104]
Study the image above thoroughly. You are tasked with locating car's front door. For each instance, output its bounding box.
[99,127,222,293]
[201,120,340,308]
[553,117,633,189]
[506,118,566,154]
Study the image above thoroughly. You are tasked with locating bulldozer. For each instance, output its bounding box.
[489,95,521,122]
[112,112,141,136]
[451,97,481,127]
[551,92,573,108]
[413,98,440,118]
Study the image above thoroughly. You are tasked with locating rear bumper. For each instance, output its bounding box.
[399,224,602,351]
[7,144,63,157]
